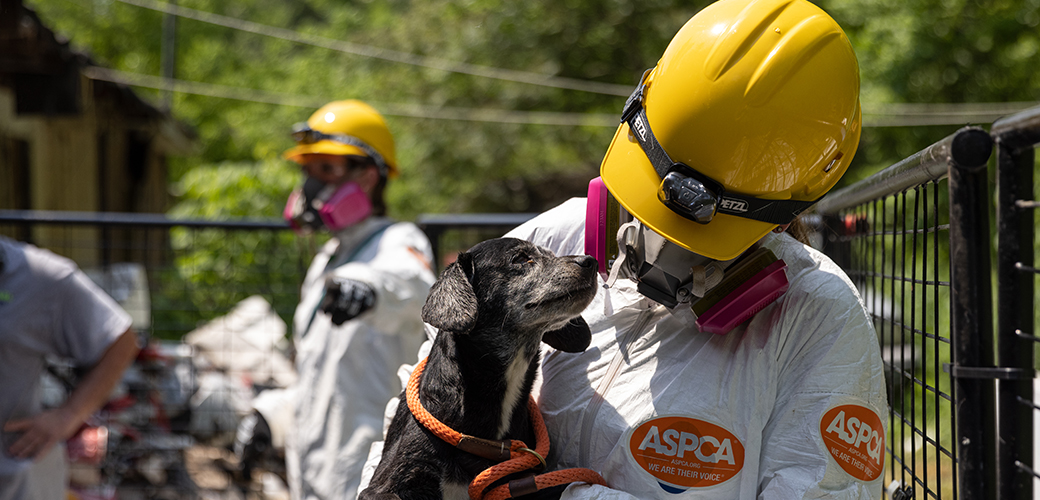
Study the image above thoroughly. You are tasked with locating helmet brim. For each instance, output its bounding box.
[600,122,778,262]
[283,140,398,177]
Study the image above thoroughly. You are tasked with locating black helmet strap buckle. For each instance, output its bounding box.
[621,79,818,226]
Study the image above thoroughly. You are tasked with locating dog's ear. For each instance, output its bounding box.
[421,252,477,333]
[542,316,592,353]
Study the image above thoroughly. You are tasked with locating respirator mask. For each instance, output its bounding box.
[585,181,789,334]
[586,181,732,308]
[283,177,372,233]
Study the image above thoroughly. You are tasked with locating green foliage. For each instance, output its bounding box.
[25,0,1040,344]
[167,158,299,218]
[28,0,1039,214]
[821,0,1040,183]
[29,0,717,218]
[150,159,315,337]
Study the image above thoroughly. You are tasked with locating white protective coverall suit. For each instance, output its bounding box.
[357,198,888,499]
[287,216,435,500]
[504,198,889,499]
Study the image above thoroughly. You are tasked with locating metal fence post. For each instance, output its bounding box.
[991,107,1040,500]
[946,127,997,500]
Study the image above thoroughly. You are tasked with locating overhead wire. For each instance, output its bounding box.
[112,0,633,97]
[103,0,1040,127]
[83,67,620,127]
[86,67,1039,128]
[860,102,1040,127]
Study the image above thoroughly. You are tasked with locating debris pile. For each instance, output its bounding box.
[60,296,296,500]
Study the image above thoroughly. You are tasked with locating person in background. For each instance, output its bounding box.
[281,100,436,500]
[0,236,139,500]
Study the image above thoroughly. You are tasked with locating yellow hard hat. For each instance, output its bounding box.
[601,0,861,261]
[283,100,399,178]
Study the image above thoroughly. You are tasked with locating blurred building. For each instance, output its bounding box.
[0,0,194,267]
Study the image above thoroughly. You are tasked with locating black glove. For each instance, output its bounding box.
[233,411,272,483]
[320,277,377,325]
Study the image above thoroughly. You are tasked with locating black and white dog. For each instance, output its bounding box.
[360,238,598,500]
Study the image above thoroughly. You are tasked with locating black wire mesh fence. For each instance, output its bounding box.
[813,119,1039,500]
[818,180,956,500]
[416,213,536,272]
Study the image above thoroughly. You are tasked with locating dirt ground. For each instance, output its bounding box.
[182,444,290,500]
[70,444,289,500]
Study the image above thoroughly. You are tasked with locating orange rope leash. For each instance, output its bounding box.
[406,357,463,446]
[406,357,608,500]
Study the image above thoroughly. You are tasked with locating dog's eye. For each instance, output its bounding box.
[512,253,533,265]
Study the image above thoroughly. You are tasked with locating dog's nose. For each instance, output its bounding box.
[573,255,597,269]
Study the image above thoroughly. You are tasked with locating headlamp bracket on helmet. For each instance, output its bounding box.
[621,75,819,226]
[620,79,646,125]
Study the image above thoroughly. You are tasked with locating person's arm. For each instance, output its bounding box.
[756,273,888,498]
[4,327,139,461]
[324,223,435,330]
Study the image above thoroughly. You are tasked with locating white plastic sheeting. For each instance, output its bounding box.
[185,295,297,389]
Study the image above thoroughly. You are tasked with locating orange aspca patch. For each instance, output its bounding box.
[628,416,745,489]
[820,404,885,481]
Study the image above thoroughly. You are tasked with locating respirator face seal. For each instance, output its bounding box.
[284,178,373,233]
[584,197,791,334]
[587,178,718,307]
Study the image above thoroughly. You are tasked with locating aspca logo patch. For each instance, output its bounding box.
[628,416,744,492]
[820,405,885,481]
[719,198,748,213]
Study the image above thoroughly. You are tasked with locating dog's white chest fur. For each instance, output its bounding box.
[498,354,530,437]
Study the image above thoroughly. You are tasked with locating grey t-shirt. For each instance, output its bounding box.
[0,236,133,478]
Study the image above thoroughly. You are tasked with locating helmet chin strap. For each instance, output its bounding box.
[690,261,726,298]
[605,221,641,288]
[605,220,737,307]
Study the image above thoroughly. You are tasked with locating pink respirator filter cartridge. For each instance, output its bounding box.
[693,248,790,335]
[584,177,613,277]
[318,181,372,231]
[283,190,303,230]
